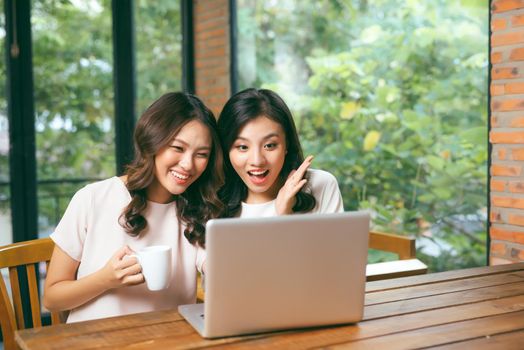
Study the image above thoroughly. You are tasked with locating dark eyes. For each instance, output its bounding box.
[234,143,278,151]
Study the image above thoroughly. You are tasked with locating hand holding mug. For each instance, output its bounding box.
[99,245,144,290]
[275,155,313,215]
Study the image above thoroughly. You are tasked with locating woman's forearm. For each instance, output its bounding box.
[44,270,109,311]
[44,244,143,312]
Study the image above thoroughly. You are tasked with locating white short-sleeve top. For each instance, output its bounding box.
[50,177,206,323]
[239,169,344,218]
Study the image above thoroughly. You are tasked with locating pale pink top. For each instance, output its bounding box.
[240,169,344,217]
[50,177,206,323]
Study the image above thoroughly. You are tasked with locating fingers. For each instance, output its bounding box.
[115,245,139,269]
[304,154,314,163]
[296,178,307,190]
[113,245,134,260]
[291,155,313,181]
[100,246,145,290]
[112,245,141,275]
[113,259,143,286]
[121,261,144,286]
[122,262,142,276]
[119,263,143,286]
[123,273,145,286]
[297,155,313,175]
[285,156,313,189]
[290,179,308,196]
[118,256,139,269]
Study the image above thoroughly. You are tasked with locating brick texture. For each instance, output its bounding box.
[492,0,524,13]
[194,0,231,117]
[491,51,504,64]
[506,82,524,93]
[490,2,524,265]
[509,180,524,192]
[511,148,524,159]
[513,14,524,26]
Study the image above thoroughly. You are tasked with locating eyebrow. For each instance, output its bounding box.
[172,138,211,150]
[236,132,281,141]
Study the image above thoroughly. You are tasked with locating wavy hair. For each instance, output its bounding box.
[217,88,315,217]
[119,92,224,247]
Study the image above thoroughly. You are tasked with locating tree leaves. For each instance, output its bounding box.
[363,131,381,151]
[237,0,488,270]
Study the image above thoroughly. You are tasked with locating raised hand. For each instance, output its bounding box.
[99,245,144,290]
[275,155,313,215]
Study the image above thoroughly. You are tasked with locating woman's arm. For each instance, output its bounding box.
[43,244,144,312]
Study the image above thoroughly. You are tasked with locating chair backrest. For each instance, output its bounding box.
[0,238,64,350]
[366,230,427,281]
[369,230,416,260]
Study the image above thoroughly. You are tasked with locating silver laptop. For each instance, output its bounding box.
[178,211,370,338]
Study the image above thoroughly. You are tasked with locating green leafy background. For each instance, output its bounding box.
[238,0,488,271]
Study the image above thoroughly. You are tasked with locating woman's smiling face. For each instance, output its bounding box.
[147,120,212,203]
[229,116,287,204]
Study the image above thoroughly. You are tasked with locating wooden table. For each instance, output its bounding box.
[15,262,524,349]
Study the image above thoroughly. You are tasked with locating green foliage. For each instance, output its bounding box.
[238,0,488,271]
[32,0,115,180]
[0,1,182,233]
[135,0,182,114]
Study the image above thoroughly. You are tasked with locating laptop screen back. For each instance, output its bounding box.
[203,211,369,337]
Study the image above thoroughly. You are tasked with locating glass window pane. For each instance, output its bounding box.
[135,0,182,115]
[32,0,114,238]
[237,0,488,271]
[0,0,11,247]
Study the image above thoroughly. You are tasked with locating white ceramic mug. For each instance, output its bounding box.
[130,245,172,291]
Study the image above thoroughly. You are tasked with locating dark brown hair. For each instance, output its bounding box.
[119,92,224,247]
[218,88,315,217]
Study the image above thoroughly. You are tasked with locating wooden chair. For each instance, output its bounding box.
[0,238,64,350]
[366,231,428,281]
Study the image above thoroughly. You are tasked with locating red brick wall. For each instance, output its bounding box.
[490,0,524,264]
[193,0,231,117]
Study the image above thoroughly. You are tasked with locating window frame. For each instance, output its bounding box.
[4,0,194,244]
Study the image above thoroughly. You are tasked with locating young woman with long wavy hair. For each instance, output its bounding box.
[44,92,223,322]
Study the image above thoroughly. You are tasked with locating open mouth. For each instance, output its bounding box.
[247,170,269,184]
[248,170,269,178]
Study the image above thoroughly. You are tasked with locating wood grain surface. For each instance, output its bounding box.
[15,262,524,350]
